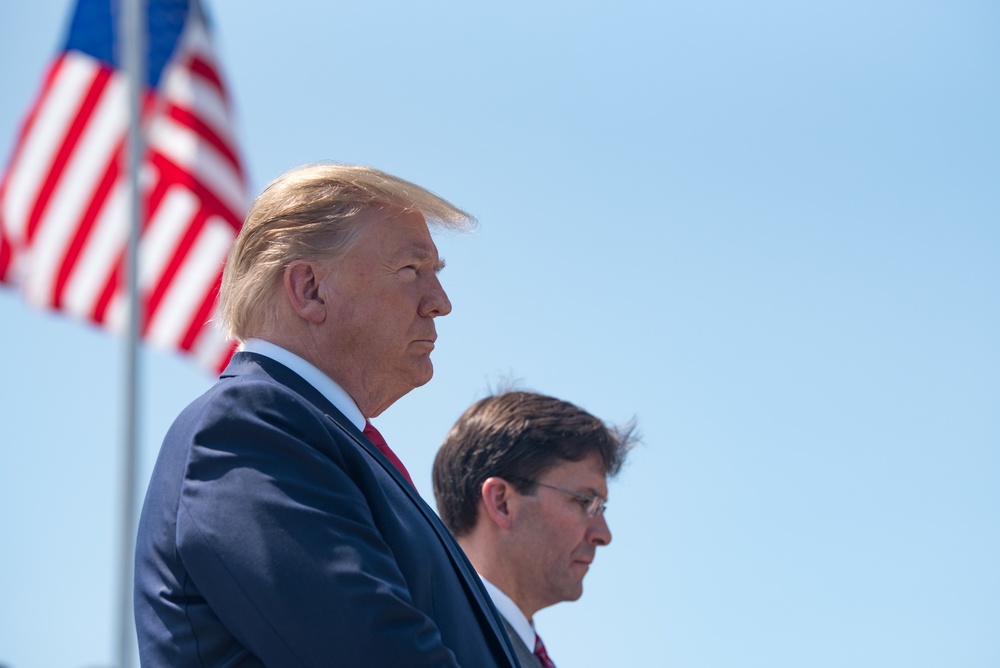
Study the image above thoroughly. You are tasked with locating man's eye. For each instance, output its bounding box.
[575,497,591,510]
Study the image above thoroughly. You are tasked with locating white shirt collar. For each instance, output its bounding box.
[240,338,365,431]
[480,576,536,651]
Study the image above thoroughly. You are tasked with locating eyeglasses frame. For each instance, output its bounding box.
[511,477,608,517]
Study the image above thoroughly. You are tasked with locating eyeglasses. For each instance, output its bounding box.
[515,478,608,518]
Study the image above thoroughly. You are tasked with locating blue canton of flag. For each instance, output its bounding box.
[0,0,248,372]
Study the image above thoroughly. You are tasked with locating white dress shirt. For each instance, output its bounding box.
[240,338,365,430]
[480,576,536,651]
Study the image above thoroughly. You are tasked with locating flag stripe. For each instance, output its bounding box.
[24,64,114,245]
[188,55,225,95]
[24,69,126,307]
[62,179,127,318]
[148,115,246,218]
[94,255,123,328]
[160,55,237,153]
[140,186,201,320]
[149,152,242,229]
[178,262,223,351]
[166,104,241,174]
[146,215,233,349]
[3,55,98,244]
[52,142,122,310]
[0,235,11,280]
[192,324,238,373]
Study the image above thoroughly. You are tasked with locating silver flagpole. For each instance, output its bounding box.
[118,0,145,665]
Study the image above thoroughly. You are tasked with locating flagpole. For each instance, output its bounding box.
[118,0,145,666]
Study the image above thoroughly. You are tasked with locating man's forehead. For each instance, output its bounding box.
[396,242,438,260]
[353,209,438,255]
[354,205,427,230]
[542,454,609,487]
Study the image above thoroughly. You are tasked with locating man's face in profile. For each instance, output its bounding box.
[314,209,452,415]
[509,453,612,613]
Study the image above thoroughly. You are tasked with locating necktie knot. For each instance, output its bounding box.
[363,421,415,488]
[533,633,556,668]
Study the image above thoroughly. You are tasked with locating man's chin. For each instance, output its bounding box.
[409,360,434,388]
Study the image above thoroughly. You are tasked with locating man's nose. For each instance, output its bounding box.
[420,273,452,317]
[588,513,612,547]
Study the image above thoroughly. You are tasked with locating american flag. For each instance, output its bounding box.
[0,0,247,373]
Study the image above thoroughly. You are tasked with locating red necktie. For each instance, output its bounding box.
[534,633,556,668]
[363,420,415,488]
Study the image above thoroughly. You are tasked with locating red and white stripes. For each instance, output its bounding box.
[0,15,247,373]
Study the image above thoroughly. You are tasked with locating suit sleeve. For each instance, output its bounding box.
[175,380,461,668]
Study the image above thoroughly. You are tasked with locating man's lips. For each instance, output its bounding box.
[411,336,437,348]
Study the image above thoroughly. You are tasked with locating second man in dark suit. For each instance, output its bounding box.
[433,391,636,667]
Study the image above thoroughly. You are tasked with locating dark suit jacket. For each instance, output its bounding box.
[134,352,520,667]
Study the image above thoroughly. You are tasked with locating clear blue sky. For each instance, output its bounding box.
[1,1,998,667]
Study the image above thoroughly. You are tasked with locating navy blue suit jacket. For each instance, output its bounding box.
[134,352,520,667]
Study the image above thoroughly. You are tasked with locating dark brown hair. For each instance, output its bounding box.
[433,391,636,536]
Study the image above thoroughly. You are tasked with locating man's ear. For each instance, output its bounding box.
[480,477,515,530]
[283,261,327,323]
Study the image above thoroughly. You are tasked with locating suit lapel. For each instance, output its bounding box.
[223,352,520,667]
[328,413,521,668]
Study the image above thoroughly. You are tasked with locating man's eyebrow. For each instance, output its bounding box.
[396,246,445,272]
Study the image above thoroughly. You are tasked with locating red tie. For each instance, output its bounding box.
[363,420,415,488]
[533,633,556,668]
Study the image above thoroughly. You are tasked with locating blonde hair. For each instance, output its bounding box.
[219,162,474,341]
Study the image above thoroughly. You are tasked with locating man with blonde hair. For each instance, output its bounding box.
[134,163,520,668]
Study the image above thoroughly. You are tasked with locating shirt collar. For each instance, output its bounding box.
[479,576,536,651]
[240,338,365,431]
